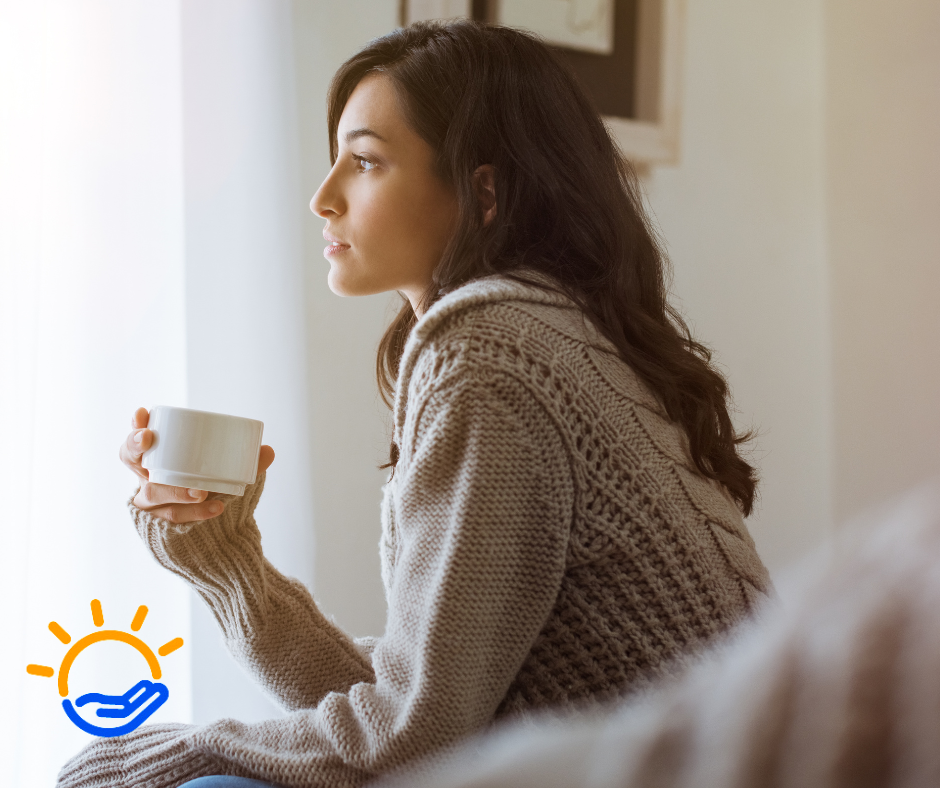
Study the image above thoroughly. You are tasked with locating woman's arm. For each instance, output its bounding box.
[130,472,375,711]
[58,368,575,788]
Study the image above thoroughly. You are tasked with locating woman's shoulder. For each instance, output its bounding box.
[395,274,587,391]
[404,272,619,369]
[417,272,581,341]
[391,273,574,434]
[391,271,664,429]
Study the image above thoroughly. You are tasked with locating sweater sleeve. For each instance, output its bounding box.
[130,471,375,711]
[57,369,575,788]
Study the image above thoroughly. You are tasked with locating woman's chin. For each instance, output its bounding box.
[326,266,356,297]
[327,266,378,298]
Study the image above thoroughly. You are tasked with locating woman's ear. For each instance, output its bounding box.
[472,164,497,227]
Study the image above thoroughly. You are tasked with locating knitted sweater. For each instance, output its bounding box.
[377,482,940,788]
[58,273,770,788]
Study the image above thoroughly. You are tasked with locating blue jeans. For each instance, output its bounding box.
[179,779,281,788]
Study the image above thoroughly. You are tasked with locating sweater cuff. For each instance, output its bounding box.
[56,723,217,788]
[128,469,266,539]
[127,473,269,640]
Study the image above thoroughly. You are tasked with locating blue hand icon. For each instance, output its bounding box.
[62,679,170,737]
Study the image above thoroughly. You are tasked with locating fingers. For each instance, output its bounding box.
[136,481,210,507]
[134,481,225,524]
[119,408,153,480]
[138,500,225,525]
[258,445,275,474]
[119,428,151,480]
[126,427,151,460]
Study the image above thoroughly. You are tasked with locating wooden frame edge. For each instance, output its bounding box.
[604,0,685,166]
[400,0,685,166]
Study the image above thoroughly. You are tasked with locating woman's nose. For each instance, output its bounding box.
[311,170,342,218]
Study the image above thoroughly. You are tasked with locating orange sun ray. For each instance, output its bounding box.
[158,637,184,657]
[26,664,54,677]
[130,605,148,631]
[90,599,104,627]
[48,621,71,644]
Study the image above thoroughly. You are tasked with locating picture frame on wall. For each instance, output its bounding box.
[399,0,684,166]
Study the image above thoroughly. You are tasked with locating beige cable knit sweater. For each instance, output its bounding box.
[376,482,940,788]
[58,273,769,788]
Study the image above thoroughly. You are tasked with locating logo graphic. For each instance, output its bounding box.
[26,599,183,737]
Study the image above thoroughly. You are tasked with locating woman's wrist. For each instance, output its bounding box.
[127,474,266,587]
[127,474,273,642]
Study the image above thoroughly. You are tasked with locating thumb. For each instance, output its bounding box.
[258,445,275,474]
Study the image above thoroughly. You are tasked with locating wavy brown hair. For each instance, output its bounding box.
[327,20,758,515]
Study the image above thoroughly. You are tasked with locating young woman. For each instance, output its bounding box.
[60,19,770,788]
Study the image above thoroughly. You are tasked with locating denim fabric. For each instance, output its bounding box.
[178,778,281,788]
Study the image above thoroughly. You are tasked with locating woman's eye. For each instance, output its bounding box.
[352,154,376,172]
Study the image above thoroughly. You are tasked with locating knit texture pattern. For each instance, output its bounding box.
[58,273,769,788]
[375,482,940,788]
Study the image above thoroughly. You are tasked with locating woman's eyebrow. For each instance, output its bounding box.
[344,127,388,145]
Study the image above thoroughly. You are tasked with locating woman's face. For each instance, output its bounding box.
[311,73,458,312]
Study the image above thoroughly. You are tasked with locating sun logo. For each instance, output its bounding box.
[26,598,183,737]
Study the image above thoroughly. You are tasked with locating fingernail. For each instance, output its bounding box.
[134,430,144,444]
[209,502,223,515]
[188,489,203,499]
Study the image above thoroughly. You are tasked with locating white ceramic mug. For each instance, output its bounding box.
[141,405,264,496]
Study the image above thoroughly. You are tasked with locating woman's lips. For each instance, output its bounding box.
[324,242,350,257]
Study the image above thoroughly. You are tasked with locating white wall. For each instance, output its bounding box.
[292,0,401,638]
[825,0,940,522]
[644,0,834,572]
[181,0,315,724]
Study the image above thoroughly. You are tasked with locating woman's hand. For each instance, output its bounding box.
[119,406,275,524]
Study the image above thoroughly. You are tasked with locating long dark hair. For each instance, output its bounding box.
[327,20,758,515]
